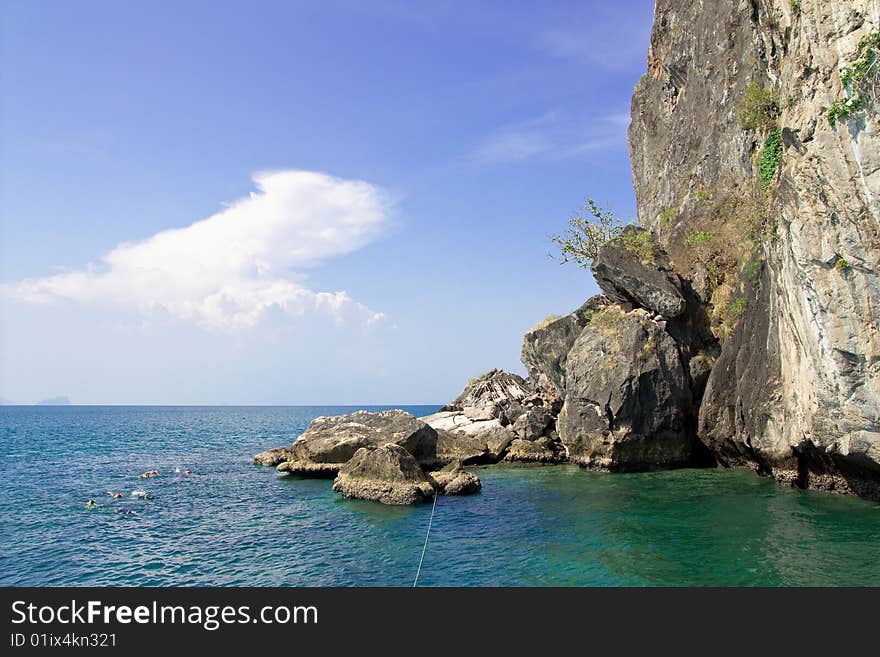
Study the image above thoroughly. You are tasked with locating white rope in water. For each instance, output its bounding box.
[412,491,438,587]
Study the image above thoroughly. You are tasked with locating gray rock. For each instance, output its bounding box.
[432,423,492,464]
[504,437,567,464]
[253,447,292,467]
[558,305,695,471]
[630,0,880,499]
[421,410,515,463]
[521,296,609,394]
[276,459,342,477]
[441,369,532,415]
[332,444,435,505]
[512,407,554,441]
[428,460,481,496]
[591,226,686,318]
[276,409,438,477]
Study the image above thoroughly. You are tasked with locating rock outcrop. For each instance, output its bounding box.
[428,460,482,496]
[521,296,608,395]
[261,410,438,477]
[332,444,436,505]
[558,305,696,471]
[256,0,880,503]
[422,369,560,464]
[253,447,292,467]
[629,0,880,499]
[592,226,686,318]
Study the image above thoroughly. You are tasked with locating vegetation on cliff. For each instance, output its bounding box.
[550,198,626,267]
[827,32,879,125]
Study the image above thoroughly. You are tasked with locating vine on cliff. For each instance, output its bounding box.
[758,128,783,188]
[828,32,880,126]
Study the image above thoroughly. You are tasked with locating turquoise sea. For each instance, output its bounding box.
[1,405,879,586]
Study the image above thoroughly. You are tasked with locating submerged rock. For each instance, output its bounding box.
[558,305,695,471]
[591,226,686,319]
[332,444,435,505]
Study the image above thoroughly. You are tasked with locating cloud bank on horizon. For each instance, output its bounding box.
[4,170,391,332]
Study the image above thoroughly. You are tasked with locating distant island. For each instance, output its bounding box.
[36,396,71,406]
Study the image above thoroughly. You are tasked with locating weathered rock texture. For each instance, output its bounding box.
[631,0,880,498]
[253,447,292,467]
[558,305,696,471]
[257,0,880,503]
[592,226,687,318]
[332,445,436,505]
[265,410,438,477]
[422,369,562,464]
[428,460,482,496]
[521,296,609,395]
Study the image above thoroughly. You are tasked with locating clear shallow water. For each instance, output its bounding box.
[1,405,878,587]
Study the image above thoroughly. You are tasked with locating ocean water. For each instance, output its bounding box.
[1,405,879,587]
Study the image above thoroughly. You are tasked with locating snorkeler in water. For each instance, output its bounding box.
[117,508,134,515]
[85,499,97,509]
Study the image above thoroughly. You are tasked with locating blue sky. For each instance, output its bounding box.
[0,0,654,404]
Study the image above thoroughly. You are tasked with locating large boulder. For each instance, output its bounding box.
[274,410,438,477]
[332,444,436,505]
[558,305,695,471]
[521,296,608,394]
[591,226,686,319]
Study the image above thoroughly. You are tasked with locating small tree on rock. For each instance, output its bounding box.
[550,198,626,268]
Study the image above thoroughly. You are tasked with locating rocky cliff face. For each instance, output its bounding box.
[630,0,880,497]
[255,1,880,504]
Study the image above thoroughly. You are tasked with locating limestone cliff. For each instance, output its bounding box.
[629,0,880,497]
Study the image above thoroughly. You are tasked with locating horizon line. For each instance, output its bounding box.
[0,402,444,407]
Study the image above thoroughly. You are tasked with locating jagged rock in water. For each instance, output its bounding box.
[332,444,436,505]
[425,369,559,463]
[274,410,438,477]
[591,226,686,319]
[629,0,880,498]
[428,460,482,496]
[558,305,695,471]
[521,296,609,395]
[253,447,292,467]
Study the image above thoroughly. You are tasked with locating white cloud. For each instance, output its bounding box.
[4,170,392,331]
[470,111,629,165]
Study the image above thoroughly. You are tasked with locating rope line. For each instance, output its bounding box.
[412,491,438,587]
